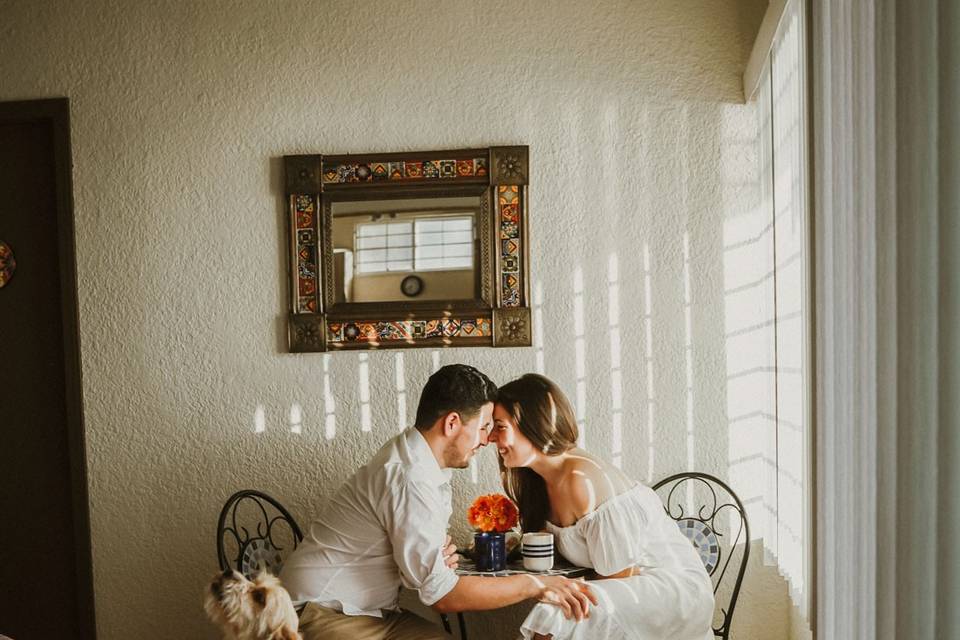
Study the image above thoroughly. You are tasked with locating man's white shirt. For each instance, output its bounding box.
[280,428,459,616]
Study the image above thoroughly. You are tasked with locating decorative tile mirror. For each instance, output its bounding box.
[283,146,531,352]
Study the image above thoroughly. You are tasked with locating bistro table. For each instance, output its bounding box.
[445,558,591,639]
[400,558,591,639]
[455,557,590,579]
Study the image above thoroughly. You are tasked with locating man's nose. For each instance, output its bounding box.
[479,429,491,445]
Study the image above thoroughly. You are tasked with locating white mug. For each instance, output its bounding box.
[521,532,554,571]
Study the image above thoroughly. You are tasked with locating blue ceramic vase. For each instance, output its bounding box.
[474,531,507,571]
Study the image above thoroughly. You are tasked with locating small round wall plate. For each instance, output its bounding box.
[0,241,15,289]
[400,274,424,297]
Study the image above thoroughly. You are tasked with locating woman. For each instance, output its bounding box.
[490,374,715,640]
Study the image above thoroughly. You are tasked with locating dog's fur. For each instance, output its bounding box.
[204,570,301,640]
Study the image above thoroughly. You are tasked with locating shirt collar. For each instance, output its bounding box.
[404,428,453,487]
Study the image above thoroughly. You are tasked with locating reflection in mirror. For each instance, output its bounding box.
[331,196,480,303]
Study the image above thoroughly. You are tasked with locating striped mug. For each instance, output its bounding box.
[521,532,554,571]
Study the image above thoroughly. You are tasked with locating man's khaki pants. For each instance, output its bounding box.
[298,602,448,640]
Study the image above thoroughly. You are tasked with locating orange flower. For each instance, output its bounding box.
[467,494,519,532]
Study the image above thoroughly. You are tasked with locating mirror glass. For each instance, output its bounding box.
[330,196,480,303]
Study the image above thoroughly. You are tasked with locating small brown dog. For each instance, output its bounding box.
[205,569,301,640]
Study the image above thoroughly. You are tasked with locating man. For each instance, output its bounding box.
[280,364,597,640]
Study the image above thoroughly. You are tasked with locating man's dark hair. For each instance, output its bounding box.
[414,364,498,431]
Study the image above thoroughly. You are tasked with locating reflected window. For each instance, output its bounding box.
[414,216,473,271]
[354,215,474,274]
[355,221,414,273]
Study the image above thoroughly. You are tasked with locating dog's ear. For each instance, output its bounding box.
[268,627,301,640]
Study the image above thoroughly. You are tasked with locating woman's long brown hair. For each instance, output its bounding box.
[497,374,579,532]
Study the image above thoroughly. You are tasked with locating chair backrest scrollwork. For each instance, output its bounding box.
[216,490,304,578]
[652,472,749,640]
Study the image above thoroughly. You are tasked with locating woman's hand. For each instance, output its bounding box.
[442,534,460,570]
[528,575,598,621]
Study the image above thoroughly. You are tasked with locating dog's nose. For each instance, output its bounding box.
[221,568,233,579]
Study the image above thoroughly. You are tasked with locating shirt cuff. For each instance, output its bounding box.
[417,566,460,606]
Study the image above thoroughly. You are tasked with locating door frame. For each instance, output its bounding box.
[1,97,96,638]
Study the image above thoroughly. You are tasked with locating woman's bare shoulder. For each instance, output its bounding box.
[559,451,630,516]
[563,450,631,482]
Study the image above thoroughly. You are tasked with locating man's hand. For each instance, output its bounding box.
[443,534,460,570]
[527,575,597,621]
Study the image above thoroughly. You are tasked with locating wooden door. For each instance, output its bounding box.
[0,99,96,639]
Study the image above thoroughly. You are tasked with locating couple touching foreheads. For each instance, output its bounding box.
[280,364,715,640]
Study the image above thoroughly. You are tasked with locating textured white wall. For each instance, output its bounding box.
[0,1,781,637]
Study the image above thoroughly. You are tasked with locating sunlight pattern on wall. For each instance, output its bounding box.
[288,403,303,435]
[358,353,371,432]
[573,266,586,445]
[643,243,656,483]
[683,233,696,510]
[683,233,695,472]
[253,404,266,434]
[323,353,336,440]
[394,352,407,432]
[534,280,545,375]
[607,255,623,468]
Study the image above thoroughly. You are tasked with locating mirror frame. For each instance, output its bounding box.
[283,146,531,352]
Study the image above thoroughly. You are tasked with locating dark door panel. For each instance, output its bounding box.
[0,99,95,639]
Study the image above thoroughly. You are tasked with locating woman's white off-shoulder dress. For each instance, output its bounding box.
[520,484,715,640]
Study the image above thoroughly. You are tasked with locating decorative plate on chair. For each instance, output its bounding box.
[240,539,284,578]
[678,518,720,574]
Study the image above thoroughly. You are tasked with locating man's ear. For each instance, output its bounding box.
[443,411,462,436]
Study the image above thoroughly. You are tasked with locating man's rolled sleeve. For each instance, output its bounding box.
[384,479,460,606]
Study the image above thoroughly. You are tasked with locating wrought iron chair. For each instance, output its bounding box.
[216,489,304,578]
[215,489,462,637]
[652,473,749,640]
